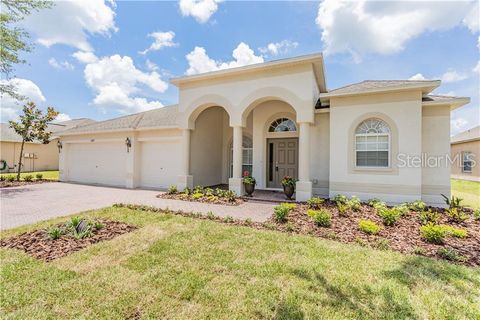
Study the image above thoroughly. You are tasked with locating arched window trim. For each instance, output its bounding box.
[355,118,391,168]
[229,136,253,177]
[268,118,297,132]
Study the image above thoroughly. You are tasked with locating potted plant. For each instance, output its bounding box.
[243,170,256,196]
[281,176,295,200]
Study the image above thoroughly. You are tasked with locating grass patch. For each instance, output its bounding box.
[1,207,479,319]
[0,170,59,180]
[451,179,480,209]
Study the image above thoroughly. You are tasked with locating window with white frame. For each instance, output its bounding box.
[463,151,473,173]
[355,118,390,167]
[229,136,253,177]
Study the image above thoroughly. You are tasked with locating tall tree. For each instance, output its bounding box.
[9,101,58,181]
[0,0,52,99]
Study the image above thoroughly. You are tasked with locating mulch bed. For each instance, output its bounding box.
[267,201,480,267]
[158,193,243,206]
[0,179,56,188]
[0,220,137,261]
[114,203,480,267]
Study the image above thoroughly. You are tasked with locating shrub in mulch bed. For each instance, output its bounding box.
[114,202,480,266]
[0,219,136,262]
[0,179,55,188]
[158,186,243,206]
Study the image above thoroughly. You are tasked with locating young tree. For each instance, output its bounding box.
[9,101,58,181]
[1,0,52,99]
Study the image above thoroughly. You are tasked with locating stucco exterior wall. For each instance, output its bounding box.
[421,105,451,205]
[328,90,424,204]
[0,140,59,173]
[451,140,480,181]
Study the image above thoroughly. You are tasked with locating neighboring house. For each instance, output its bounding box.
[451,125,479,182]
[58,53,470,206]
[0,119,95,173]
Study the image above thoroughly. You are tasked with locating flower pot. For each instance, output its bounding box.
[283,185,295,200]
[244,183,255,196]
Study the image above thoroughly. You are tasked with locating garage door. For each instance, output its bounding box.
[139,141,180,189]
[67,142,127,187]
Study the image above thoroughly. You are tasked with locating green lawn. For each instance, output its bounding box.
[1,207,479,319]
[451,179,480,209]
[0,170,58,180]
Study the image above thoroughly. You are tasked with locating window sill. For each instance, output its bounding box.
[352,166,395,174]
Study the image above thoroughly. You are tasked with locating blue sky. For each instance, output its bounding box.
[2,0,479,135]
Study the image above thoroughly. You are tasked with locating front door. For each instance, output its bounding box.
[267,138,298,188]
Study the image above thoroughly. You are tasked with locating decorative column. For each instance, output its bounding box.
[177,129,193,190]
[296,122,313,201]
[229,126,244,195]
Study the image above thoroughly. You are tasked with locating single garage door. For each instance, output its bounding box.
[139,141,180,189]
[67,142,127,187]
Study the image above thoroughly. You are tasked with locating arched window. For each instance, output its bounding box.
[269,118,296,132]
[355,118,390,167]
[229,136,253,177]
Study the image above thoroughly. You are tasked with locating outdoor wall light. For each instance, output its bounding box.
[57,140,63,153]
[125,137,131,153]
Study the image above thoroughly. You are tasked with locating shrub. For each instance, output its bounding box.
[6,175,15,182]
[307,209,332,227]
[274,203,296,223]
[413,246,426,255]
[47,227,62,240]
[206,211,215,220]
[443,225,468,238]
[192,192,203,200]
[204,188,214,197]
[333,194,348,205]
[35,173,43,180]
[224,216,234,223]
[23,174,33,182]
[281,176,296,188]
[354,236,369,247]
[183,187,191,195]
[224,190,237,202]
[441,194,463,208]
[377,207,402,226]
[193,186,204,194]
[358,220,381,235]
[167,185,177,194]
[244,218,252,226]
[243,171,256,185]
[445,208,467,223]
[0,175,5,181]
[437,247,466,262]
[419,209,440,225]
[367,198,382,207]
[215,188,226,197]
[474,209,480,220]
[395,204,409,216]
[206,195,219,203]
[285,222,295,232]
[372,201,387,212]
[407,200,426,212]
[337,203,349,216]
[93,221,104,230]
[347,196,361,211]
[307,197,324,209]
[420,223,447,244]
[69,216,82,229]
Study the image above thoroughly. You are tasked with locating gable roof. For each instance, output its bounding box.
[451,125,480,144]
[58,104,178,136]
[0,118,95,143]
[320,80,441,98]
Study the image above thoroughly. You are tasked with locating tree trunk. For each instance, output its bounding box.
[16,139,25,181]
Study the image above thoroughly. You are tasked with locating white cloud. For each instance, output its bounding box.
[83,55,168,113]
[145,59,159,71]
[179,0,221,23]
[186,42,264,75]
[140,31,177,55]
[463,1,479,33]
[316,0,477,59]
[0,78,46,121]
[473,61,480,74]
[24,0,117,51]
[73,51,98,64]
[408,73,427,81]
[259,40,299,56]
[451,117,468,132]
[54,113,72,122]
[48,58,74,70]
[440,70,468,83]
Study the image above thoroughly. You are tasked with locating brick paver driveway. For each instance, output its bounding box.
[0,182,274,230]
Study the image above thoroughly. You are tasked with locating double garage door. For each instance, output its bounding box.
[66,141,180,189]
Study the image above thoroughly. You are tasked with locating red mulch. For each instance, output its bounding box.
[158,193,243,206]
[269,201,480,266]
[0,179,55,188]
[0,220,137,261]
